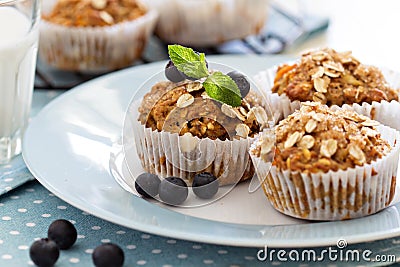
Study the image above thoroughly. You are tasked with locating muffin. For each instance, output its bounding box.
[39,0,158,72]
[144,0,269,46]
[130,45,271,186]
[250,102,400,220]
[254,48,400,129]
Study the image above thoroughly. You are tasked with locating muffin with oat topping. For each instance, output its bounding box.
[145,0,269,46]
[254,48,400,129]
[134,80,269,186]
[250,102,400,220]
[131,45,271,186]
[39,0,158,72]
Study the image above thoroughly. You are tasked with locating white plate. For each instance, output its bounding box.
[23,55,400,248]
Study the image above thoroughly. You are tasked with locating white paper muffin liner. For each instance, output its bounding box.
[39,3,158,73]
[145,0,268,46]
[129,102,255,186]
[254,66,400,129]
[250,124,400,221]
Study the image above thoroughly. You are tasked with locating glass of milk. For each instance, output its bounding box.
[0,0,40,164]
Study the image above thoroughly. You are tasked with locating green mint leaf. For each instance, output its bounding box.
[168,44,209,79]
[203,72,242,107]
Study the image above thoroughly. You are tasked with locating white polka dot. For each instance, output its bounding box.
[28,261,34,266]
[0,240,3,244]
[162,265,173,267]
[33,200,43,204]
[141,234,151,239]
[18,208,27,213]
[167,239,176,244]
[26,223,36,227]
[91,226,101,230]
[2,216,11,221]
[177,254,187,259]
[10,195,19,199]
[203,259,214,264]
[9,231,19,235]
[48,194,54,197]
[25,188,35,192]
[34,237,41,241]
[126,245,136,250]
[18,245,29,250]
[192,245,202,249]
[101,239,111,243]
[271,262,282,266]
[2,254,12,260]
[244,256,254,261]
[0,203,4,206]
[137,260,147,265]
[41,214,51,218]
[152,249,162,254]
[4,178,13,182]
[69,220,76,224]
[77,235,85,239]
[116,231,126,235]
[5,187,12,191]
[218,250,228,254]
[57,206,67,210]
[85,249,93,254]
[69,258,80,263]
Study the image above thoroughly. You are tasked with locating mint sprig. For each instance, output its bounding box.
[168,45,209,79]
[167,45,243,107]
[203,72,242,107]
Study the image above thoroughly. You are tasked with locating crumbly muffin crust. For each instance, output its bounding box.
[138,81,268,140]
[272,48,399,106]
[254,102,391,173]
[43,0,146,27]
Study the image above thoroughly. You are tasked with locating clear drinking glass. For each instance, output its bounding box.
[0,0,40,164]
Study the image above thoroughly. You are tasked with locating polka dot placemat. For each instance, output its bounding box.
[1,180,399,267]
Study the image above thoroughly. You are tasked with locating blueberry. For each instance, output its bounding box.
[192,172,219,199]
[29,238,60,267]
[159,177,188,205]
[165,60,186,82]
[135,173,161,198]
[92,243,124,267]
[47,219,77,250]
[227,71,250,98]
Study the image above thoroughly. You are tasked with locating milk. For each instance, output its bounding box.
[0,7,39,163]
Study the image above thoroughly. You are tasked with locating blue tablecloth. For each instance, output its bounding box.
[1,91,400,267]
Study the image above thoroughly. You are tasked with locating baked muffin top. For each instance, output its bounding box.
[253,102,391,173]
[272,48,399,106]
[138,80,268,141]
[42,0,146,27]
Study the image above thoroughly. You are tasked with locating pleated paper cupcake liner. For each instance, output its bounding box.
[39,9,158,73]
[250,124,400,221]
[128,103,254,186]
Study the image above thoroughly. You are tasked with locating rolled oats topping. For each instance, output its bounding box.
[43,0,147,27]
[138,80,267,140]
[176,93,194,108]
[272,48,399,106]
[253,102,391,173]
